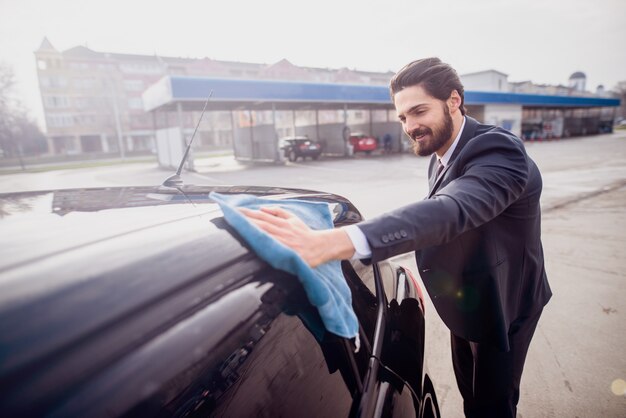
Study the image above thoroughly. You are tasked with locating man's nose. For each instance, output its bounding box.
[404,117,419,135]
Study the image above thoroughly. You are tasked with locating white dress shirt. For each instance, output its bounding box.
[344,117,466,259]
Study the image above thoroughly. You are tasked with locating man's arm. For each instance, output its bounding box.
[241,131,529,267]
[358,132,530,262]
[343,224,373,259]
[239,206,356,267]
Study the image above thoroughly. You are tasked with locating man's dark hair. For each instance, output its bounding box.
[390,57,466,115]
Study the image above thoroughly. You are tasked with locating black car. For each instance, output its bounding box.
[279,136,323,161]
[0,185,440,417]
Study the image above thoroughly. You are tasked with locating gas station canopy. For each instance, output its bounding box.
[143,76,395,112]
[143,76,620,113]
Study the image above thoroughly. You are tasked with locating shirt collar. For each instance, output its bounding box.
[439,116,466,167]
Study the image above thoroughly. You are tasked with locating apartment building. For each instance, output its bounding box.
[34,38,394,156]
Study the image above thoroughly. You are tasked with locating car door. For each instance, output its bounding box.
[0,212,368,418]
[343,260,425,418]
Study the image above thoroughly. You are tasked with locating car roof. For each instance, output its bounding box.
[0,185,356,272]
[0,185,362,313]
[280,136,311,141]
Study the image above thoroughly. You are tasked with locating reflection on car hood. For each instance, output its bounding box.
[0,185,349,273]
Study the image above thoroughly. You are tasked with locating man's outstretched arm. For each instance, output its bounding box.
[239,206,356,268]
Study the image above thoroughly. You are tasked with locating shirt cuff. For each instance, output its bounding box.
[343,225,372,260]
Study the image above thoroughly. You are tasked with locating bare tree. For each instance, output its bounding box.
[0,63,47,159]
[0,63,16,153]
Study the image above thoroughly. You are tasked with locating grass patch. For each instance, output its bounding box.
[0,151,234,175]
[0,158,156,175]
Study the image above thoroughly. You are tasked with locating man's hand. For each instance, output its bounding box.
[239,206,355,268]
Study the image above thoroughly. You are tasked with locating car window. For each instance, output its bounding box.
[375,261,426,395]
[348,259,375,294]
[204,275,356,418]
[341,260,378,346]
[378,261,397,301]
[38,268,359,418]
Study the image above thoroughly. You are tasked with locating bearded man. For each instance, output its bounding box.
[242,57,552,418]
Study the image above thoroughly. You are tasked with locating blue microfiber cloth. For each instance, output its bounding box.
[209,192,359,342]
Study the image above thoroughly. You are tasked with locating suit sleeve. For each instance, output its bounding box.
[357,133,529,263]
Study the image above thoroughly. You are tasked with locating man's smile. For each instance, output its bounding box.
[411,128,431,142]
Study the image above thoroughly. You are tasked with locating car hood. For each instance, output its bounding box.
[0,185,350,273]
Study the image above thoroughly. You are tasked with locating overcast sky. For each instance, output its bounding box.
[1,0,624,127]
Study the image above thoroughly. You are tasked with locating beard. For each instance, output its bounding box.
[408,104,454,157]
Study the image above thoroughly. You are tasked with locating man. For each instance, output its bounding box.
[242,57,552,418]
[383,132,393,153]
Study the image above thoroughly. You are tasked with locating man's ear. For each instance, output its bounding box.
[448,90,462,113]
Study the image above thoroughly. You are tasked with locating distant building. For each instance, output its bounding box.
[569,71,587,92]
[460,70,509,92]
[457,69,619,139]
[509,80,578,97]
[34,38,393,156]
[34,38,620,157]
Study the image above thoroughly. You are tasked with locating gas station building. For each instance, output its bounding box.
[143,76,620,168]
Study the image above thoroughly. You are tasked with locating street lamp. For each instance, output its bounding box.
[103,77,125,160]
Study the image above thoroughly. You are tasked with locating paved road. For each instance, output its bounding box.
[1,131,625,417]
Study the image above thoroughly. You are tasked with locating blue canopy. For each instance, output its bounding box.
[143,76,620,112]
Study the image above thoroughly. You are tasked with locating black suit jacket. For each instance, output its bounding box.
[358,117,552,350]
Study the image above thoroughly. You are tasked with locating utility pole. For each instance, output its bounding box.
[105,77,125,160]
[112,97,124,160]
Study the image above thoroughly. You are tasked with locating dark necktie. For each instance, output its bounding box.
[435,160,445,179]
[429,160,445,191]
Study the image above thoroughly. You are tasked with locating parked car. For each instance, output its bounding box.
[349,133,378,154]
[279,136,323,162]
[0,185,440,417]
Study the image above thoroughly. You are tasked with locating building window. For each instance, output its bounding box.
[43,96,71,109]
[76,115,97,126]
[48,76,68,88]
[37,60,47,70]
[74,97,90,108]
[128,98,144,109]
[47,114,74,127]
[119,63,162,74]
[124,80,145,91]
[168,66,186,75]
[132,115,150,126]
[74,77,97,89]
[69,62,89,70]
